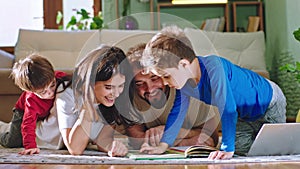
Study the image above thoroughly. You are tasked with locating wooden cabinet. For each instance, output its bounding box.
[156,2,229,31]
[232,1,264,32]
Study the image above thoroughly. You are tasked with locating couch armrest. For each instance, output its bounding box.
[0,68,21,94]
[0,50,15,68]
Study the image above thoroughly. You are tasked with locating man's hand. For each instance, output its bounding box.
[140,142,168,154]
[107,140,128,157]
[208,150,234,160]
[18,148,40,155]
[196,132,215,147]
[144,125,164,146]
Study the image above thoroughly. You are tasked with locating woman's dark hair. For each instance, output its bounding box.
[55,73,72,94]
[73,45,134,130]
[95,46,129,82]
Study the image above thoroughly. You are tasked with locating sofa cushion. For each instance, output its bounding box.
[99,29,157,53]
[184,28,267,73]
[0,50,15,68]
[14,29,97,69]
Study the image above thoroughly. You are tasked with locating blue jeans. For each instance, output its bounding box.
[235,80,286,155]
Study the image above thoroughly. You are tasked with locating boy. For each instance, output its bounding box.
[0,54,68,155]
[126,43,219,149]
[139,26,286,160]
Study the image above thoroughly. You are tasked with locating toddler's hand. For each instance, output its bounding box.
[19,148,40,155]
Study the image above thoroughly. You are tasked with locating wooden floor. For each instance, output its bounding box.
[1,162,300,169]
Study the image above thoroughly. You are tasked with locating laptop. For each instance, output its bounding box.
[247,123,300,156]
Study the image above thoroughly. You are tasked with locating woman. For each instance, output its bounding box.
[56,45,133,157]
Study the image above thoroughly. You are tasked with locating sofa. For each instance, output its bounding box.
[0,28,268,122]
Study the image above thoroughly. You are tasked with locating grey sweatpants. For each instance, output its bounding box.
[235,80,286,155]
[0,108,23,148]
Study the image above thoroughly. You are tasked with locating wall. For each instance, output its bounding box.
[265,0,300,72]
[286,0,300,60]
[103,0,263,31]
[102,0,152,26]
[103,0,300,67]
[265,0,300,120]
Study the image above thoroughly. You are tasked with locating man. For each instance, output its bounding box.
[125,43,220,149]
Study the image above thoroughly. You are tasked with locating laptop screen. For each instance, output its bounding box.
[247,123,300,156]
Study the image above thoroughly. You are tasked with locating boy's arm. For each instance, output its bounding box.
[140,90,190,154]
[205,57,237,156]
[160,90,190,146]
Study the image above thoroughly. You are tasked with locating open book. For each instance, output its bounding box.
[127,145,218,160]
[168,145,218,158]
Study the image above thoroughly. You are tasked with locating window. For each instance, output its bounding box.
[0,0,43,46]
[62,0,94,29]
[0,0,101,47]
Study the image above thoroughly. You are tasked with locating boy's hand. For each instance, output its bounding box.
[18,148,40,155]
[107,140,128,157]
[140,142,168,154]
[208,150,234,160]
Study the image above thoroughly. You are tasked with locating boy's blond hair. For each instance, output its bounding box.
[11,54,55,92]
[142,25,196,70]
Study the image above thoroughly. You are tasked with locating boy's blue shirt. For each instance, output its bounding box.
[161,55,273,152]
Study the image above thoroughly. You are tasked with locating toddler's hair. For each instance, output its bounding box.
[11,54,55,92]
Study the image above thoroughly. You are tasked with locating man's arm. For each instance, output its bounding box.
[126,124,147,149]
[134,115,219,148]
[175,115,220,147]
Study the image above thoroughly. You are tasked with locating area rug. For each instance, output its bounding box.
[1,147,300,165]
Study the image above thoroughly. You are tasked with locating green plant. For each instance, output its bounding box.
[280,28,300,83]
[56,8,103,30]
[280,61,300,83]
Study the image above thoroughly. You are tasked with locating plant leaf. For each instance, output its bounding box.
[93,16,103,29]
[56,11,63,24]
[68,16,77,25]
[80,8,90,19]
[58,25,64,30]
[90,22,97,29]
[293,28,300,42]
[280,63,296,72]
[296,61,300,70]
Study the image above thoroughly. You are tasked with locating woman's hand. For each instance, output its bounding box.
[107,140,128,157]
[18,148,40,155]
[140,142,168,154]
[208,150,234,160]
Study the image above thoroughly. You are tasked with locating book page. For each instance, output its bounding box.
[127,150,186,160]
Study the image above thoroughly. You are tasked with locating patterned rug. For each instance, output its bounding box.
[1,147,300,165]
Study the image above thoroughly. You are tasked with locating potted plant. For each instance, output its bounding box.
[56,8,103,30]
[280,27,300,122]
